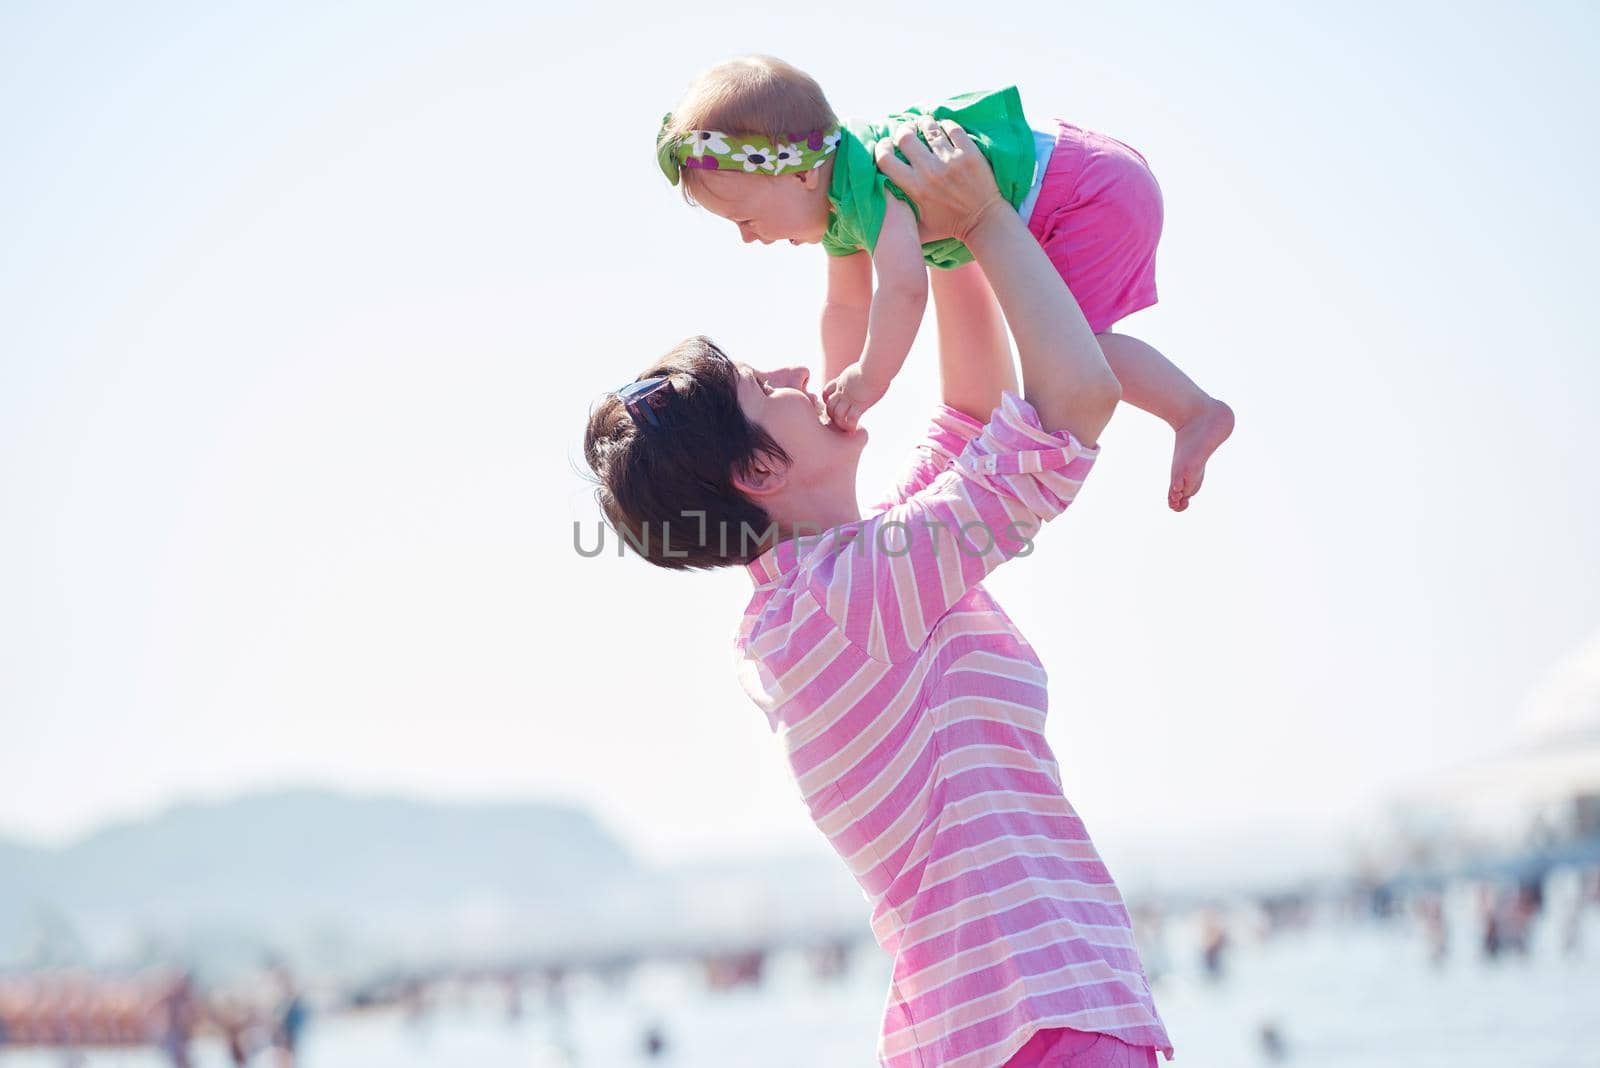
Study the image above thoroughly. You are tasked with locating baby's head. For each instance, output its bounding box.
[658,56,838,246]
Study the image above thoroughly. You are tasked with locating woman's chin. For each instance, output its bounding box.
[820,413,867,442]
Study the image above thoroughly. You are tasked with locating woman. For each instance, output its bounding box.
[584,121,1171,1068]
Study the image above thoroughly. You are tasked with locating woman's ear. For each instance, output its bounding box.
[732,453,788,498]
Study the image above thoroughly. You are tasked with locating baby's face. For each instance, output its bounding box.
[690,165,832,246]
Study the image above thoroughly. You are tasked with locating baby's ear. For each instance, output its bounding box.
[796,167,825,191]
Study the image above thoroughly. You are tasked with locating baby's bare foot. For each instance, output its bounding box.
[1169,399,1235,512]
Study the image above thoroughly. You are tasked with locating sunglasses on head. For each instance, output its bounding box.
[616,375,674,429]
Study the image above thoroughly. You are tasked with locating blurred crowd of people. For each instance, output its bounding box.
[1,864,1594,1067]
[1123,861,1600,1063]
[0,963,305,1066]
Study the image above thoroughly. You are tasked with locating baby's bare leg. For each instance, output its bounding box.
[1097,332,1234,512]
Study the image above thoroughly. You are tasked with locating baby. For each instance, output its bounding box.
[657,55,1233,510]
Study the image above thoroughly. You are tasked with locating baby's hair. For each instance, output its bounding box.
[660,55,838,203]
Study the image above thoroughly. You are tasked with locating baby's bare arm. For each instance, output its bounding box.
[821,252,871,382]
[856,196,928,391]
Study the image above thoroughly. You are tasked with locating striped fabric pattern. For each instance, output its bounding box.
[735,393,1172,1067]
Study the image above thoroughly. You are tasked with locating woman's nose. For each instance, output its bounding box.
[774,366,809,390]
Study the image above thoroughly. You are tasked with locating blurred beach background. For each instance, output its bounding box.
[3,1,1598,1065]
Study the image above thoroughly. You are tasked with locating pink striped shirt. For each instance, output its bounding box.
[735,393,1172,1067]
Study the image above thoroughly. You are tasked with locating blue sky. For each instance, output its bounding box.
[2,1,1597,865]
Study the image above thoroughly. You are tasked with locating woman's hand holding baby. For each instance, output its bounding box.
[819,121,1007,434]
[874,119,1010,244]
[882,119,1119,444]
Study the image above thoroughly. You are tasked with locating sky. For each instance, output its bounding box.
[2,1,1597,868]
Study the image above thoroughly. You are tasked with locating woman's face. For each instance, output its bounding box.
[733,360,866,492]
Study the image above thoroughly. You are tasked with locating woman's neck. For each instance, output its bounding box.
[770,483,862,545]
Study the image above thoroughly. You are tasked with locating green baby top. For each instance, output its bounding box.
[822,86,1036,270]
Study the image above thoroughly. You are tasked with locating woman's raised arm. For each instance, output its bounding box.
[875,122,1121,446]
[929,262,1017,423]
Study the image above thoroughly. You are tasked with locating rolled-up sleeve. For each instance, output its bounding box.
[869,404,987,511]
[803,391,1098,663]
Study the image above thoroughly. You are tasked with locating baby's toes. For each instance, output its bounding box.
[1170,459,1205,505]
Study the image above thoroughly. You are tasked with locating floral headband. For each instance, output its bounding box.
[656,113,841,186]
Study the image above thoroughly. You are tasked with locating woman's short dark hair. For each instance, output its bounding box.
[583,336,789,571]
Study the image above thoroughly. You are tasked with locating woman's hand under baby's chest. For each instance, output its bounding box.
[913,211,946,245]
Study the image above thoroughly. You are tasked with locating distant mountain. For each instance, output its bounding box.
[4,789,1366,977]
[0,788,638,966]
